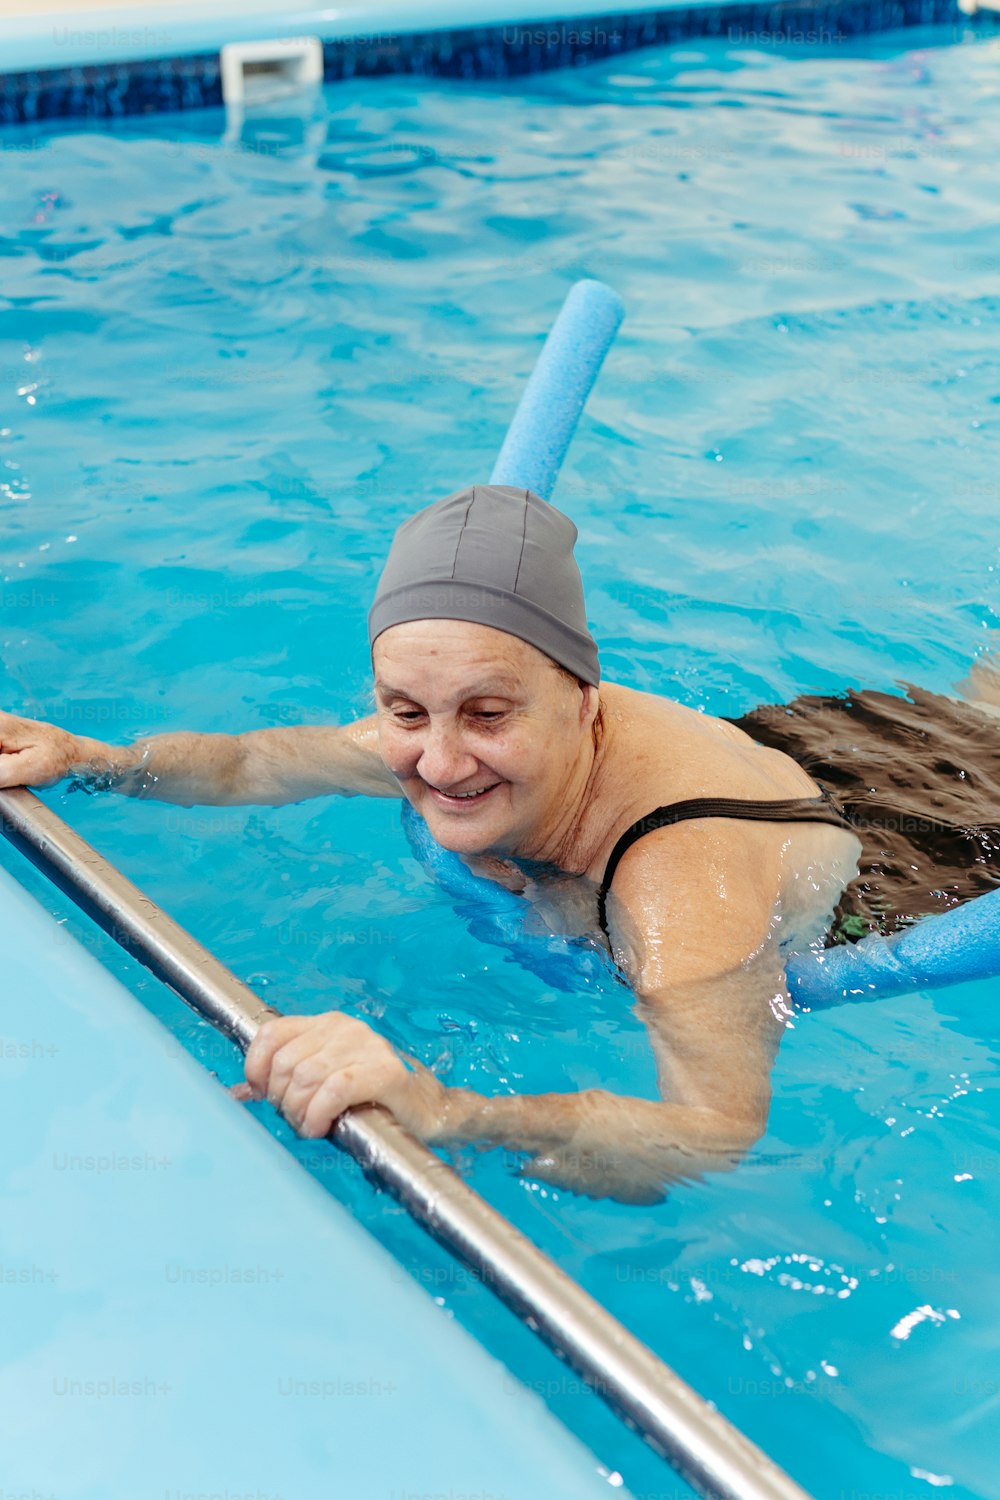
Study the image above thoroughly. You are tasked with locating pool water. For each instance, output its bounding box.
[2,19,1000,1499]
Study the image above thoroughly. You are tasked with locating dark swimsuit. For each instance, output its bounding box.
[596,787,854,941]
[596,685,1000,951]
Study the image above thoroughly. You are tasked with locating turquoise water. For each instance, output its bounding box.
[2,20,1000,1498]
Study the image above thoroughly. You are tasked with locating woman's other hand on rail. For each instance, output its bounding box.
[0,709,88,789]
[241,1011,451,1142]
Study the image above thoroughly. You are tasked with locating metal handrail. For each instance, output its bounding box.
[0,784,814,1500]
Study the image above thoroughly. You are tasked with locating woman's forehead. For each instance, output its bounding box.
[373,619,548,680]
[374,618,542,666]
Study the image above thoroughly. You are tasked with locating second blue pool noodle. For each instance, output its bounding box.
[409,276,1000,1008]
[786,886,1000,1009]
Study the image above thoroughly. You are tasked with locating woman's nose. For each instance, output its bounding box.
[415,723,478,788]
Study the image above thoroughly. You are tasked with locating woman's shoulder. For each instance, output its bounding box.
[598,680,820,801]
[600,678,750,738]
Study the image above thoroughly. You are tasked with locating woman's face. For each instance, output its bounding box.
[372,618,598,860]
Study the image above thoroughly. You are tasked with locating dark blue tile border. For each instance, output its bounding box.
[0,0,992,125]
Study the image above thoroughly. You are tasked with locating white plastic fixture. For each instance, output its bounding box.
[219,36,323,106]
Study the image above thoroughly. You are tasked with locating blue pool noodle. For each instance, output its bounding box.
[401,800,617,992]
[490,278,625,500]
[405,278,1000,1008]
[786,887,1000,1009]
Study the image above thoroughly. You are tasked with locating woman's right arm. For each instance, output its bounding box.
[0,710,401,807]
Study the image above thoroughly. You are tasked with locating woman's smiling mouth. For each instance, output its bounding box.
[425,780,503,808]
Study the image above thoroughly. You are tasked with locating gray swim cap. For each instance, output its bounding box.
[368,484,600,687]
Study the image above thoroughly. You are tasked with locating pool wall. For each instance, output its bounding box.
[0,851,638,1499]
[1,0,975,119]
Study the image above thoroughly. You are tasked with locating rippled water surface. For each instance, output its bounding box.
[2,21,1000,1500]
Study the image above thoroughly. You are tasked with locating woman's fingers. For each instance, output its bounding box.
[243,1012,416,1137]
[296,1061,400,1138]
[244,1015,314,1098]
[278,1050,353,1130]
[265,1033,332,1111]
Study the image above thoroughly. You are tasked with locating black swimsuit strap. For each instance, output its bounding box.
[596,788,853,937]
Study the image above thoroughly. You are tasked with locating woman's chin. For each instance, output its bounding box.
[417,786,511,849]
[423,810,498,851]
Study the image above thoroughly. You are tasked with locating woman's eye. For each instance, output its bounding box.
[391,708,503,723]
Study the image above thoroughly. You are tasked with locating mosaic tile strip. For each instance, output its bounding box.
[0,0,990,126]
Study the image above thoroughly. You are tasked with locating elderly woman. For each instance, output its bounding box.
[1,484,998,1201]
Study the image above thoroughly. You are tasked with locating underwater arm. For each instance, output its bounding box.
[242,828,788,1203]
[427,939,786,1202]
[438,825,789,1199]
[241,982,780,1206]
